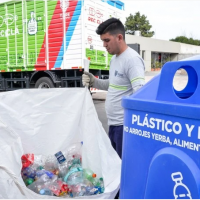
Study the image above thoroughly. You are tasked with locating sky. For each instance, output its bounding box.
[124,0,200,41]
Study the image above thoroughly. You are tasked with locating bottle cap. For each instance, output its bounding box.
[37,166,44,170]
[92,173,97,178]
[25,178,34,185]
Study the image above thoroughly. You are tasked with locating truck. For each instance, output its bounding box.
[0,0,125,90]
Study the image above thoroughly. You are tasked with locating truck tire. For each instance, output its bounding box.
[35,77,55,88]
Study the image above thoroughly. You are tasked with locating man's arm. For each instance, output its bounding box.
[93,78,109,91]
[127,56,145,93]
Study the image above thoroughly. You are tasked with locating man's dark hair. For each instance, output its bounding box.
[96,18,125,40]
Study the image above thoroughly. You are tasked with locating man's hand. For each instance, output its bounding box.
[82,71,95,87]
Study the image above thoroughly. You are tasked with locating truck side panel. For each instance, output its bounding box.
[84,0,125,70]
[0,0,84,72]
[0,3,7,72]
[58,0,83,69]
[0,1,24,72]
[25,0,46,70]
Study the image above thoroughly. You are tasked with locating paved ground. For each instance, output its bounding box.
[93,70,188,133]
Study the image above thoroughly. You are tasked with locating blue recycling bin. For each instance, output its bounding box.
[120,56,200,199]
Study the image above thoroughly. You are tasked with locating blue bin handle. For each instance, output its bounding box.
[156,60,200,104]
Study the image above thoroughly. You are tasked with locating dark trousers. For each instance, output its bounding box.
[108,125,123,199]
[108,125,123,158]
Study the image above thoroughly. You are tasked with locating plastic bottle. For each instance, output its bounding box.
[28,174,49,194]
[54,150,69,179]
[32,154,46,170]
[44,155,58,172]
[68,158,82,171]
[39,188,53,196]
[68,181,96,197]
[85,185,100,196]
[21,166,36,180]
[83,168,97,184]
[35,169,55,179]
[47,180,62,196]
[21,154,34,168]
[21,154,46,170]
[55,142,83,179]
[95,177,105,193]
[65,142,83,170]
[70,184,87,197]
[64,167,83,185]
[99,177,105,193]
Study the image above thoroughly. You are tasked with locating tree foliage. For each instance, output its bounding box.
[170,36,200,46]
[125,12,154,37]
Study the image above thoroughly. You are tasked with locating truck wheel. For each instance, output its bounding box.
[35,77,55,88]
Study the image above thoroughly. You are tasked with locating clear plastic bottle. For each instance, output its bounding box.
[70,184,86,197]
[55,142,83,179]
[65,142,83,170]
[56,160,69,179]
[85,185,100,196]
[54,150,69,179]
[44,155,58,172]
[47,181,61,196]
[28,174,50,194]
[68,181,94,197]
[32,154,46,170]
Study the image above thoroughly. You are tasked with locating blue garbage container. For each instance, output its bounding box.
[120,56,200,199]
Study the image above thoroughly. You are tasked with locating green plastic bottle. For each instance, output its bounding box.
[83,169,97,184]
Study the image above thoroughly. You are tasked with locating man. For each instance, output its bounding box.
[82,18,145,159]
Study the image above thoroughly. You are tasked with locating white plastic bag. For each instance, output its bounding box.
[0,88,121,199]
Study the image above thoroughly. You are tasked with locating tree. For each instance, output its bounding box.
[170,36,200,46]
[125,12,154,37]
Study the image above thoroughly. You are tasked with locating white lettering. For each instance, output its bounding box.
[185,124,195,137]
[142,114,149,127]
[173,122,182,134]
[132,114,137,124]
[149,118,155,129]
[0,28,19,37]
[155,118,162,130]
[165,121,172,133]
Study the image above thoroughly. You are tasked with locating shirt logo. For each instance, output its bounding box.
[115,70,124,78]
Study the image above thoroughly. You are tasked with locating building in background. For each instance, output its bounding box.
[126,34,200,72]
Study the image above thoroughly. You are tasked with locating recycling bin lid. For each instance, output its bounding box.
[122,56,200,120]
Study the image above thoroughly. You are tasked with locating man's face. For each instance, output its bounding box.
[100,32,120,55]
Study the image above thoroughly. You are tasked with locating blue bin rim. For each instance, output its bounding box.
[122,97,200,120]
